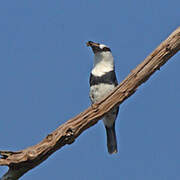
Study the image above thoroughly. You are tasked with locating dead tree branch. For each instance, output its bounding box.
[0,27,180,180]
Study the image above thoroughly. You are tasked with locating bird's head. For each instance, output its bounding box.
[86,41,111,54]
[86,41,114,70]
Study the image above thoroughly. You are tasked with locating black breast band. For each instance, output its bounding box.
[90,70,118,86]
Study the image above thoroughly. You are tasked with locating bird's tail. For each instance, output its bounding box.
[105,124,117,154]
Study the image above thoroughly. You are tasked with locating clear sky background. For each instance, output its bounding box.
[0,1,180,179]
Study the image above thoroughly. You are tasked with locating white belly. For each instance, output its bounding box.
[90,83,115,103]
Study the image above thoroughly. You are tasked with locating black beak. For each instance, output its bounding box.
[86,41,100,47]
[86,41,100,54]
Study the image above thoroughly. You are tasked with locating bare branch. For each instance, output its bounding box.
[1,27,180,180]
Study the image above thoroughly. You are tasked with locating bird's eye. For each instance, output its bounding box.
[102,47,111,51]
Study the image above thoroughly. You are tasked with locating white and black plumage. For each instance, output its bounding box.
[87,41,119,154]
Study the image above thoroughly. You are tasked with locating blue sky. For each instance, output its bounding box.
[0,1,180,179]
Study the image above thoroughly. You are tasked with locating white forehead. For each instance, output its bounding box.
[99,44,107,49]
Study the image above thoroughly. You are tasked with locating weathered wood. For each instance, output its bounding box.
[1,27,180,180]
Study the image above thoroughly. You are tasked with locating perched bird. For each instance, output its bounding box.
[87,41,119,154]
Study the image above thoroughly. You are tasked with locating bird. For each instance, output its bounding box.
[86,41,119,154]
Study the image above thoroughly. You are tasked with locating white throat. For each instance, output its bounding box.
[91,51,114,77]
